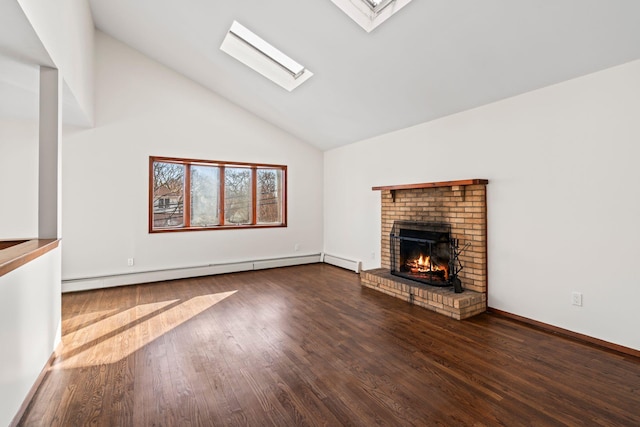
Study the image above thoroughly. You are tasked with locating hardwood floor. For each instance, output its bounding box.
[18,264,640,426]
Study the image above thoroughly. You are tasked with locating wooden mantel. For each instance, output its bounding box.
[372,179,488,191]
[373,179,488,202]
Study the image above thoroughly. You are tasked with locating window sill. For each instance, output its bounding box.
[150,223,287,233]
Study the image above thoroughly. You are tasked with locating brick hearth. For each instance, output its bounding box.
[363,179,489,319]
[361,269,486,320]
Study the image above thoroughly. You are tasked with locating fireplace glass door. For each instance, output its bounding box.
[390,221,453,287]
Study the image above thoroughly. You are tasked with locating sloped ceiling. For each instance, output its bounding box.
[0,1,91,127]
[0,0,51,120]
[89,1,640,150]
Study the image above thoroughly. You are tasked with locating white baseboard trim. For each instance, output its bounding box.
[322,253,361,273]
[62,254,322,293]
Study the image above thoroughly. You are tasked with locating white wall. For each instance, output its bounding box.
[0,118,38,238]
[324,60,640,351]
[0,247,61,426]
[17,0,94,124]
[62,32,323,282]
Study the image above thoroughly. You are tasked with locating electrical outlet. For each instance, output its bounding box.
[571,292,582,306]
[371,251,375,259]
[294,244,300,252]
[127,258,134,267]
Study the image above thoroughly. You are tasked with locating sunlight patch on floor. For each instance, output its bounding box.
[61,307,122,333]
[54,291,237,369]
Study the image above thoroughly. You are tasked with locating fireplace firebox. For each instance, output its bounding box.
[390,221,465,293]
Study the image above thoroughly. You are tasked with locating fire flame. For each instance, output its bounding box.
[407,254,449,279]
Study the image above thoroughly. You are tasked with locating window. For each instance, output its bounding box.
[150,156,286,232]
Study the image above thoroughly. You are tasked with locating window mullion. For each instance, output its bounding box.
[280,168,285,225]
[184,164,191,228]
[251,167,257,225]
[219,165,226,226]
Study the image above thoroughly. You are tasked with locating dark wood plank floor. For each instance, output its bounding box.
[18,264,640,426]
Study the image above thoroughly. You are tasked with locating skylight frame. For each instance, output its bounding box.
[331,0,414,33]
[362,0,395,13]
[220,21,312,91]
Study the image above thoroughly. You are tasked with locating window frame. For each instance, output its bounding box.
[149,156,287,233]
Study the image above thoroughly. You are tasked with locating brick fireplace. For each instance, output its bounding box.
[361,179,488,320]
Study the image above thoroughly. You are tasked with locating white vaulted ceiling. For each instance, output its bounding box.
[86,0,640,150]
[3,1,640,150]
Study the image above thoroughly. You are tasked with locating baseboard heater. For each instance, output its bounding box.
[62,254,322,293]
[322,253,361,273]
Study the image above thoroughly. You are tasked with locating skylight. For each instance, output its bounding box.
[363,0,395,12]
[331,0,414,32]
[220,21,313,92]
